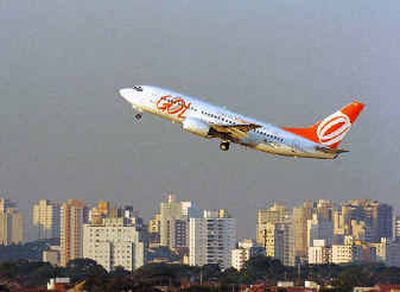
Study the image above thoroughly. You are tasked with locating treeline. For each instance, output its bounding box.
[0,255,400,291]
[0,239,59,263]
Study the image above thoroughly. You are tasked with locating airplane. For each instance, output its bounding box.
[119,85,364,159]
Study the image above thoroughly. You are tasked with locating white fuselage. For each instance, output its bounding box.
[119,85,337,159]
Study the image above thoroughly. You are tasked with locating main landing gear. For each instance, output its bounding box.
[220,141,230,151]
[134,113,142,121]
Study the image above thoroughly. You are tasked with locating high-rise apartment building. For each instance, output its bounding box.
[60,199,86,267]
[0,198,23,245]
[0,198,13,212]
[339,200,393,242]
[148,213,161,248]
[261,222,295,266]
[256,202,289,246]
[257,202,294,266]
[292,202,313,263]
[367,201,393,242]
[159,194,201,252]
[189,209,236,270]
[307,213,334,248]
[32,199,60,240]
[83,217,146,272]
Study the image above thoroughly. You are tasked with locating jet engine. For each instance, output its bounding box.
[182,118,211,138]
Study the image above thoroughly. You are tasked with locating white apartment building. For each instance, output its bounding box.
[189,209,236,270]
[83,217,146,272]
[331,244,355,264]
[231,239,264,270]
[0,198,24,245]
[308,239,331,265]
[160,194,201,251]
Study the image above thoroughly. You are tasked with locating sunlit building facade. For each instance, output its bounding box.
[60,199,86,267]
[159,194,201,252]
[32,199,60,240]
[0,198,23,245]
[256,202,289,246]
[83,217,146,271]
[189,209,236,270]
[231,239,264,271]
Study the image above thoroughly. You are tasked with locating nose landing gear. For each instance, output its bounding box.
[220,141,230,151]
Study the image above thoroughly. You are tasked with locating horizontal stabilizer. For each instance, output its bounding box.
[315,146,349,154]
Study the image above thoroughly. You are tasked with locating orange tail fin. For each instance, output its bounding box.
[283,101,365,149]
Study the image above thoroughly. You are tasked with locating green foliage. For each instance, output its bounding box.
[0,256,399,290]
[134,263,198,287]
[337,263,400,291]
[65,258,108,289]
[243,254,288,283]
[0,261,55,287]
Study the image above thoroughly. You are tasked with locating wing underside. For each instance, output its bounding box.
[210,123,261,140]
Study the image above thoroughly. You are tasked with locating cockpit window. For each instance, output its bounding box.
[133,85,143,92]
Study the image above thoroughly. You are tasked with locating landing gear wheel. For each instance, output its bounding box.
[220,141,230,151]
[134,113,143,120]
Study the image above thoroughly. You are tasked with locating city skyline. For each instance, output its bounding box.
[1,195,399,242]
[1,196,400,272]
[2,192,400,241]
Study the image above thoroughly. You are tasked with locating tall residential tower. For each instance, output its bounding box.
[32,199,60,240]
[0,198,23,245]
[60,199,86,266]
[189,209,236,270]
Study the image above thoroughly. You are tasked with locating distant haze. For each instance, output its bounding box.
[1,0,399,239]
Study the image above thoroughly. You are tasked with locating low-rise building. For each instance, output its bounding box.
[308,239,330,264]
[42,245,60,266]
[331,236,377,264]
[47,278,70,291]
[231,239,264,270]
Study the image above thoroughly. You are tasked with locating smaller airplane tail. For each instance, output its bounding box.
[283,101,365,149]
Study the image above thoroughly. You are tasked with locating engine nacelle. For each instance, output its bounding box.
[182,118,211,138]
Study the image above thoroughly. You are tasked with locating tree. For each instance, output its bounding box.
[65,258,108,285]
[337,265,376,291]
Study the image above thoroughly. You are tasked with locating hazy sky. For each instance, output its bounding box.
[1,0,399,239]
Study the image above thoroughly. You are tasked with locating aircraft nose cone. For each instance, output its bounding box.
[119,88,132,101]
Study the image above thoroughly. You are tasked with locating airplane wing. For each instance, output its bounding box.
[211,123,262,140]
